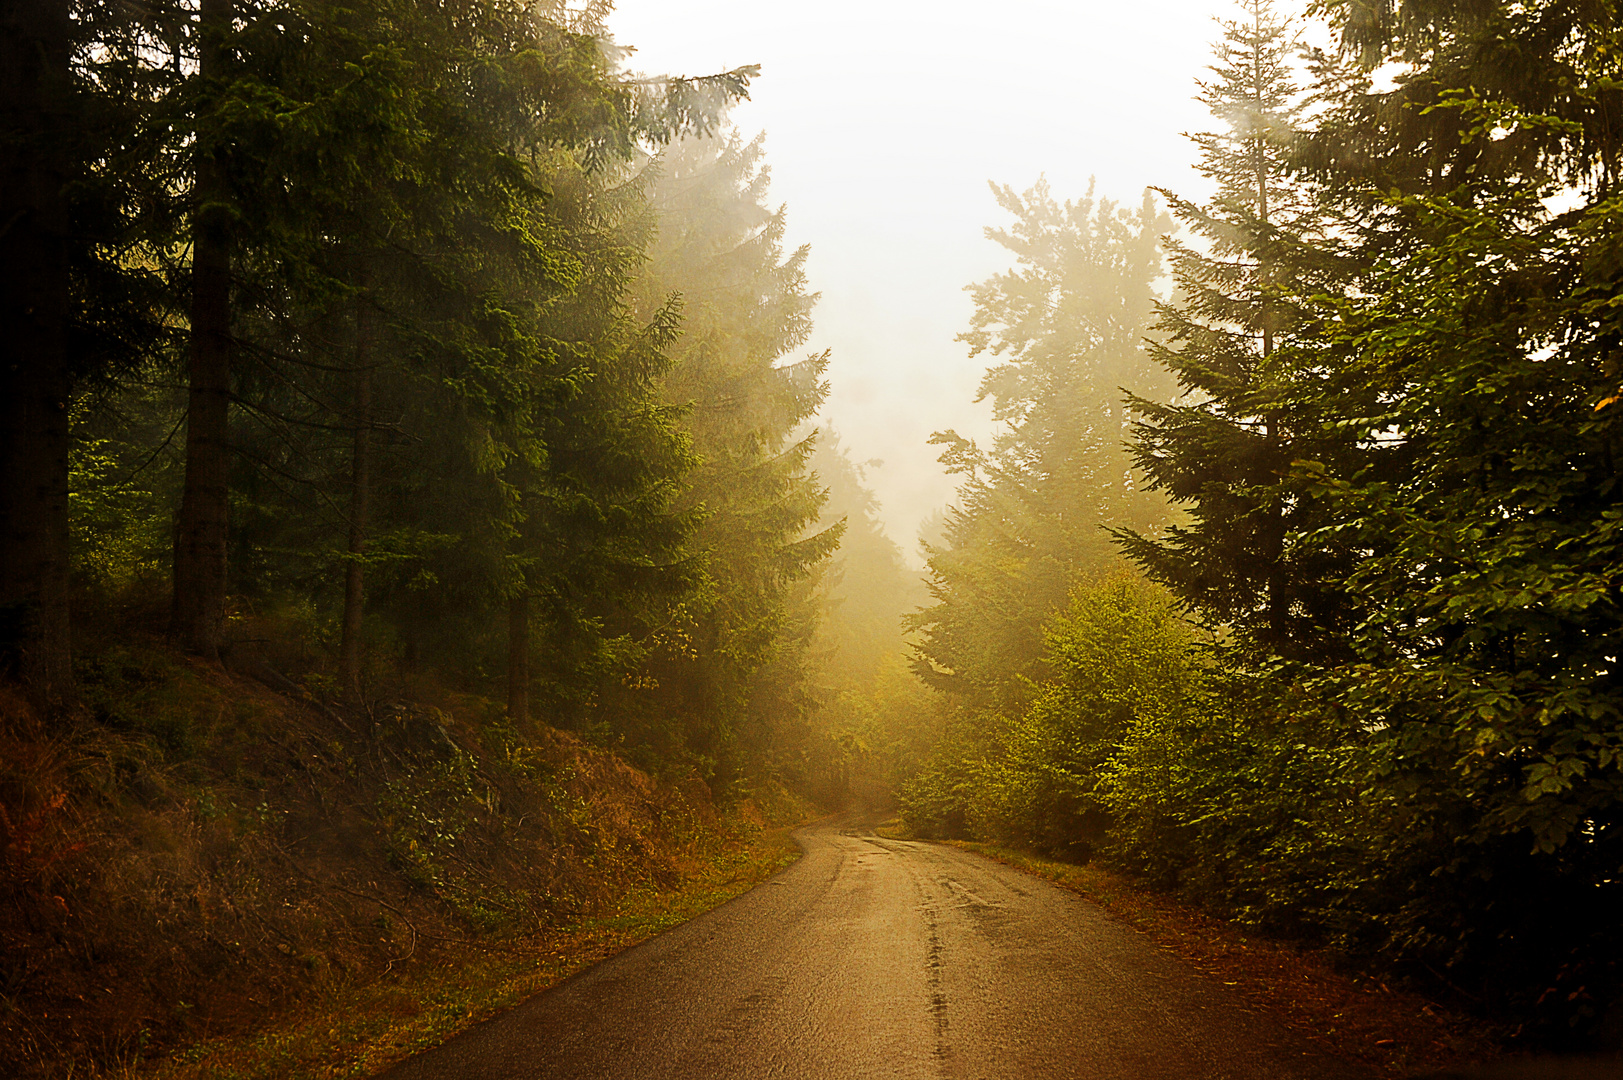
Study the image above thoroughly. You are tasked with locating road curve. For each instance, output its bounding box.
[382,820,1373,1080]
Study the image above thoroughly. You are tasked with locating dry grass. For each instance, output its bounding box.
[133,824,802,1080]
[0,631,810,1080]
[933,837,1505,1078]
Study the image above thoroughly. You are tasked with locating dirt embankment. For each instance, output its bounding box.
[0,638,795,1079]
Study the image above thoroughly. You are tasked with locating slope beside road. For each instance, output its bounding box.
[381,819,1374,1080]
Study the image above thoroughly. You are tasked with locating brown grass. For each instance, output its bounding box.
[134,823,802,1080]
[0,633,811,1080]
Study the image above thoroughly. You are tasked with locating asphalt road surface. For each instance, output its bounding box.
[383,819,1374,1080]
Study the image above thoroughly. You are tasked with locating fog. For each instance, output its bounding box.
[609,0,1234,562]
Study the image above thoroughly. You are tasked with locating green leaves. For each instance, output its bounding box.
[913,0,1623,1034]
[1302,182,1623,869]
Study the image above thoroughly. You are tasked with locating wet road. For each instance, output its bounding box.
[383,820,1373,1080]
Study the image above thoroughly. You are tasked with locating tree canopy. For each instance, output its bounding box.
[903,0,1623,1041]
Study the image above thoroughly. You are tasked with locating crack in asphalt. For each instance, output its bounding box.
[920,894,951,1072]
[381,818,1376,1080]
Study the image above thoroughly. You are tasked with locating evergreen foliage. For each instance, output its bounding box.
[900,178,1177,857]
[616,131,841,782]
[12,0,1623,1049]
[904,0,1623,1042]
[913,181,1173,714]
[7,0,848,802]
[1117,0,1359,659]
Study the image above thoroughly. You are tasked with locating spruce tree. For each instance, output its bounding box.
[1,0,177,698]
[1118,0,1356,659]
[613,131,840,778]
[915,181,1171,712]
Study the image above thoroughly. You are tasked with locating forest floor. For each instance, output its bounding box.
[0,621,813,1080]
[912,834,1507,1079]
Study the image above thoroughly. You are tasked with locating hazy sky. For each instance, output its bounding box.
[608,0,1253,562]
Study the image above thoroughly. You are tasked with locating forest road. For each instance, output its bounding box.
[381,819,1374,1080]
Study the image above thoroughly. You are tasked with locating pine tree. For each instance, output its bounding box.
[1118,0,1357,659]
[158,0,756,670]
[610,131,840,779]
[1,0,177,698]
[914,181,1171,711]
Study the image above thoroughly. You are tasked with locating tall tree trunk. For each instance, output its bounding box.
[171,0,233,660]
[507,593,530,724]
[1252,7,1287,648]
[339,292,373,704]
[0,0,74,702]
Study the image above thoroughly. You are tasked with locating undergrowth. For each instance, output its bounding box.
[0,628,809,1079]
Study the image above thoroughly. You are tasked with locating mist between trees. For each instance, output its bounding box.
[900,0,1623,1051]
[0,0,901,792]
[1,0,1622,1063]
[0,0,930,1065]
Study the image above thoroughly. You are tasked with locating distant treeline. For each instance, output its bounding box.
[0,0,924,794]
[904,0,1623,1044]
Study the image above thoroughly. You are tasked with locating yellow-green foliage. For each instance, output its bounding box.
[67,410,174,591]
[903,567,1382,932]
[960,570,1201,854]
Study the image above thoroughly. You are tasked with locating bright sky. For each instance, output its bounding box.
[608,0,1259,563]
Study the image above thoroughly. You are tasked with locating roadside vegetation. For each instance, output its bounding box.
[0,644,807,1078]
[902,0,1623,1055]
[5,0,1621,1069]
[0,2,914,1075]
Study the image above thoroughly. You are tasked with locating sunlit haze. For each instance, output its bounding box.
[609,0,1246,561]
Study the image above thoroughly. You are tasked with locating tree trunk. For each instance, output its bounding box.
[171,0,234,660]
[1251,11,1286,649]
[339,292,373,704]
[507,593,530,724]
[0,0,74,702]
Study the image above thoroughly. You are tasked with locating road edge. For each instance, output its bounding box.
[935,838,1504,1080]
[138,819,809,1080]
